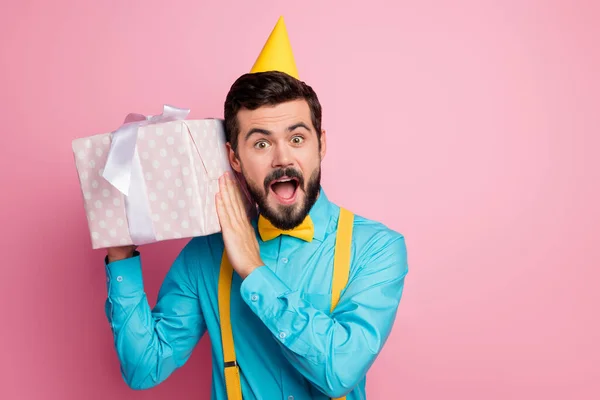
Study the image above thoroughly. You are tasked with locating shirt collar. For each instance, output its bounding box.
[307,187,334,242]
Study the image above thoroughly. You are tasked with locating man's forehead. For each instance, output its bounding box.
[239,100,311,128]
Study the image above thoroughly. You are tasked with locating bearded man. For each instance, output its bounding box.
[103,20,408,400]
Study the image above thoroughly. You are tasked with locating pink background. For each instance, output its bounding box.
[1,1,598,399]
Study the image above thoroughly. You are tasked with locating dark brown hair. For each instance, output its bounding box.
[223,71,322,153]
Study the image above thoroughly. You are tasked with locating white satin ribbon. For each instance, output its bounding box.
[102,104,190,245]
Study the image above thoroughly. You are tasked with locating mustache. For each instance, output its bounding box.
[263,167,304,193]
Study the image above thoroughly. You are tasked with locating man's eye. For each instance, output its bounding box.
[254,141,269,149]
[291,136,304,144]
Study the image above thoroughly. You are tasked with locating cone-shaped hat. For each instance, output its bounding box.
[250,16,299,79]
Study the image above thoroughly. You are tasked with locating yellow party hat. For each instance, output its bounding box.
[250,16,299,79]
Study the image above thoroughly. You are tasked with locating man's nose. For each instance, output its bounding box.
[271,144,294,168]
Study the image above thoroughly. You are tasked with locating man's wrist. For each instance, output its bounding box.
[240,261,263,280]
[106,247,138,264]
[106,249,139,265]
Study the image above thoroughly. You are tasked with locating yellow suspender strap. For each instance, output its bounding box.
[330,207,354,400]
[331,207,354,312]
[217,207,354,400]
[218,252,243,400]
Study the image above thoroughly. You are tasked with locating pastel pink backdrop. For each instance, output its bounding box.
[1,1,598,399]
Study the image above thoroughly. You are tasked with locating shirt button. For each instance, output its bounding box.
[281,258,288,264]
[251,294,258,302]
[116,276,123,282]
[279,331,287,339]
[288,396,294,400]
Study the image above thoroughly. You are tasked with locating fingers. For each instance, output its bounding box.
[219,172,245,222]
[218,174,233,220]
[227,173,247,219]
[216,175,236,232]
[215,191,229,230]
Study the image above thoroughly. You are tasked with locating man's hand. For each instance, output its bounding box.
[216,171,263,279]
[107,245,137,263]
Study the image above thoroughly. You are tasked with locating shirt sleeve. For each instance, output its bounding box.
[104,242,206,390]
[239,233,409,398]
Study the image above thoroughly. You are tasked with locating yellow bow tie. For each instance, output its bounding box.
[258,215,314,242]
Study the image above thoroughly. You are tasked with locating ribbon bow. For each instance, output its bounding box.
[102,104,190,195]
[258,215,314,242]
[101,104,190,245]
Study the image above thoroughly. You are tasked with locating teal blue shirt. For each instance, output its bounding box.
[104,188,408,399]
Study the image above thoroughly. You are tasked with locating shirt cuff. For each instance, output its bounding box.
[240,265,292,319]
[239,265,314,357]
[104,251,144,298]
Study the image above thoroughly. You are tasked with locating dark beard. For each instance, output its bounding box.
[245,166,321,231]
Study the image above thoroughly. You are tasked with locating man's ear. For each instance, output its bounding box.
[226,142,242,173]
[319,129,327,160]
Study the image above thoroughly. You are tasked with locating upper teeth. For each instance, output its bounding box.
[278,178,292,182]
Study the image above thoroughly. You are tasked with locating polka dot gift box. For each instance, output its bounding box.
[71,105,254,249]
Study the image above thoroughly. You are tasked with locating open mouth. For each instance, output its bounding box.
[270,176,300,204]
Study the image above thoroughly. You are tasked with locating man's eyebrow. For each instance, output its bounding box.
[244,123,311,141]
[244,128,272,141]
[288,122,311,132]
